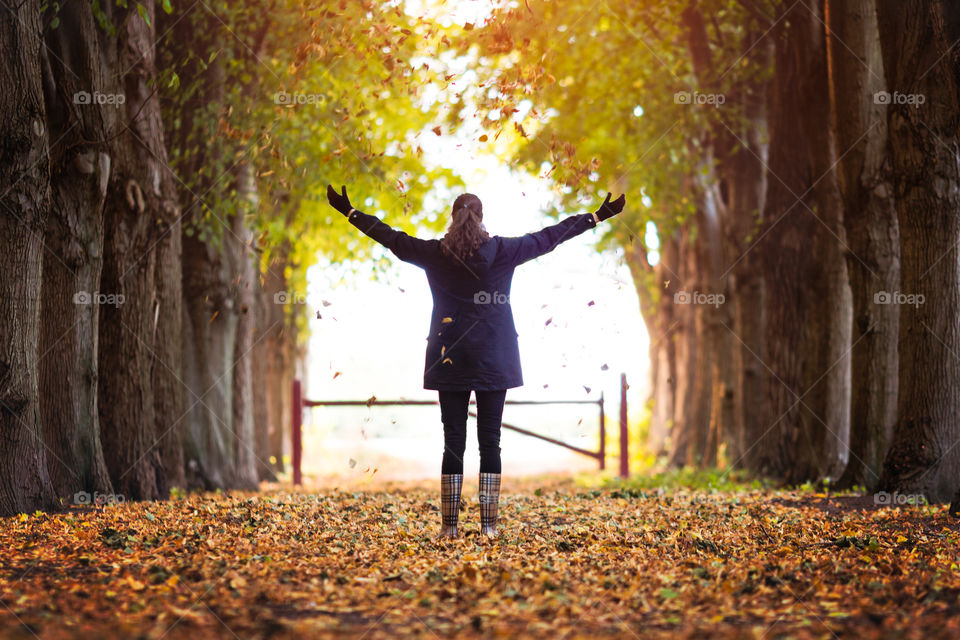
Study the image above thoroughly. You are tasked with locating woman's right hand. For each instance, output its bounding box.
[326,184,353,215]
[594,192,626,221]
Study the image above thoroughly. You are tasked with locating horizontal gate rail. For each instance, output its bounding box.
[304,399,600,406]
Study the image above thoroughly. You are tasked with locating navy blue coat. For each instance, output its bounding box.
[346,209,598,391]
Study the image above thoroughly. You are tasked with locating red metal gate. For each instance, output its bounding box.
[291,374,629,485]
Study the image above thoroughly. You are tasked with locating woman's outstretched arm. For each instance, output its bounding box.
[327,184,437,267]
[500,192,626,267]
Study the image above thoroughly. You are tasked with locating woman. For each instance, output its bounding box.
[326,184,626,539]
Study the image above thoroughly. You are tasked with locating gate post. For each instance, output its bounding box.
[599,392,606,471]
[292,378,302,486]
[619,373,629,478]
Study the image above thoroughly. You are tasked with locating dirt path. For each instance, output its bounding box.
[1,476,958,639]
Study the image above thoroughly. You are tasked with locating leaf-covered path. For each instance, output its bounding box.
[2,474,958,639]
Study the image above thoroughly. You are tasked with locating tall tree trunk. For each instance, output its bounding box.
[716,29,770,473]
[253,268,278,482]
[230,162,260,489]
[690,209,720,468]
[794,0,852,483]
[625,239,673,457]
[0,0,60,516]
[152,186,185,491]
[681,3,769,469]
[690,161,725,469]
[38,0,115,501]
[828,0,900,491]
[164,5,261,490]
[181,235,237,489]
[669,223,700,466]
[98,0,171,500]
[876,0,960,504]
[757,0,852,483]
[262,246,291,474]
[723,112,768,471]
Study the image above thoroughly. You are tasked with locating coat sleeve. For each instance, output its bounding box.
[346,209,437,267]
[499,213,597,267]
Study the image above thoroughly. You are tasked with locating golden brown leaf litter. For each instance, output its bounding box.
[0,475,958,639]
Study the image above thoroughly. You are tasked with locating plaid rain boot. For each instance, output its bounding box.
[479,472,501,538]
[439,473,463,539]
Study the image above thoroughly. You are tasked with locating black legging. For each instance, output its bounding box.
[439,389,506,474]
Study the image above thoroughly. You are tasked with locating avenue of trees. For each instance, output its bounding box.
[465,0,960,502]
[0,0,452,516]
[2,0,959,515]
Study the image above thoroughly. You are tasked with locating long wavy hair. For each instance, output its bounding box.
[439,193,490,261]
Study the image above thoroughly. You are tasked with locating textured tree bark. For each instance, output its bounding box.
[652,235,681,458]
[230,162,261,489]
[669,224,700,467]
[689,215,719,468]
[152,181,186,491]
[731,247,766,471]
[681,4,769,469]
[181,235,237,489]
[262,246,291,473]
[38,0,115,501]
[757,0,852,483]
[98,0,172,500]
[827,0,900,491]
[715,28,770,472]
[162,6,239,490]
[0,0,60,516]
[253,272,278,482]
[876,0,960,504]
[162,5,272,490]
[624,239,673,458]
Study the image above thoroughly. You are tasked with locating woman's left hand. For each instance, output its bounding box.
[594,192,626,222]
[326,184,353,215]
